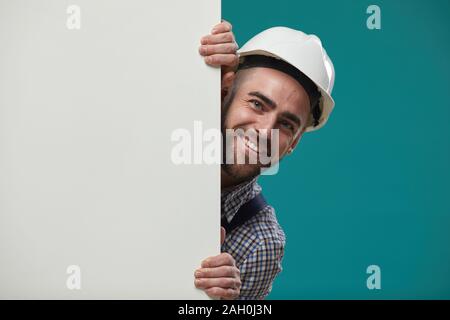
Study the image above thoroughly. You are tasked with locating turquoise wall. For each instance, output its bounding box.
[223,0,450,299]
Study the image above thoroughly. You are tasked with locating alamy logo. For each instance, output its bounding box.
[366,5,381,30]
[66,265,81,290]
[66,5,81,30]
[170,121,281,175]
[366,265,381,290]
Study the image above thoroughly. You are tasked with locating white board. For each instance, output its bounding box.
[0,0,220,299]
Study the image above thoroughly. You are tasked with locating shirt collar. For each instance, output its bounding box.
[221,177,261,224]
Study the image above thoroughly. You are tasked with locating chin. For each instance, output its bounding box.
[222,163,262,184]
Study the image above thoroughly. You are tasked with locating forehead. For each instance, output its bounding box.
[236,67,311,116]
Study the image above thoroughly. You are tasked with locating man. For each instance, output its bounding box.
[194,21,335,299]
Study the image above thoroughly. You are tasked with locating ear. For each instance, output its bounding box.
[221,71,235,101]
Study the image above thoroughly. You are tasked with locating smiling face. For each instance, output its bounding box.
[221,67,311,187]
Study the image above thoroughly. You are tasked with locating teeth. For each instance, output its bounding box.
[244,138,258,153]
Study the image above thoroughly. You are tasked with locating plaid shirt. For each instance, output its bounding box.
[221,177,286,300]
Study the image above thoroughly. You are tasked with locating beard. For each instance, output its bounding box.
[221,163,261,186]
[221,140,263,185]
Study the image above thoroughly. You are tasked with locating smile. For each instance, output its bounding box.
[243,137,259,154]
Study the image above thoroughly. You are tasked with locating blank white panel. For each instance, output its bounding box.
[0,0,220,299]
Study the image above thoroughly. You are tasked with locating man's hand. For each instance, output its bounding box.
[194,227,241,300]
[199,20,238,98]
[199,20,238,69]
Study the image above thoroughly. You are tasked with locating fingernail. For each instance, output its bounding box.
[205,56,212,64]
[195,270,201,277]
[201,37,207,45]
[200,46,206,55]
[211,27,218,34]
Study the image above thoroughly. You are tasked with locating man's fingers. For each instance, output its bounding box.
[201,253,235,268]
[201,32,235,45]
[204,54,239,67]
[199,21,237,68]
[211,21,232,34]
[195,265,239,278]
[199,43,238,57]
[205,287,239,300]
[194,277,241,290]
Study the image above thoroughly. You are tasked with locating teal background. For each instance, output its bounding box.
[223,0,450,299]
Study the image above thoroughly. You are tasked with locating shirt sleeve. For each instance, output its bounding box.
[237,238,285,300]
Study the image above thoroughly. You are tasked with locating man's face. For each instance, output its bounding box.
[222,67,311,184]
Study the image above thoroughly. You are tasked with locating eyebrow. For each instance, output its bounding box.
[248,91,302,127]
[248,91,277,110]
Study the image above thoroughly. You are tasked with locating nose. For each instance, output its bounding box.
[251,114,278,152]
[254,112,278,132]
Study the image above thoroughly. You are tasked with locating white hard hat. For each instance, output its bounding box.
[237,27,335,132]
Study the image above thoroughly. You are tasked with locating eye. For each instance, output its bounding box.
[249,99,263,111]
[280,120,295,132]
